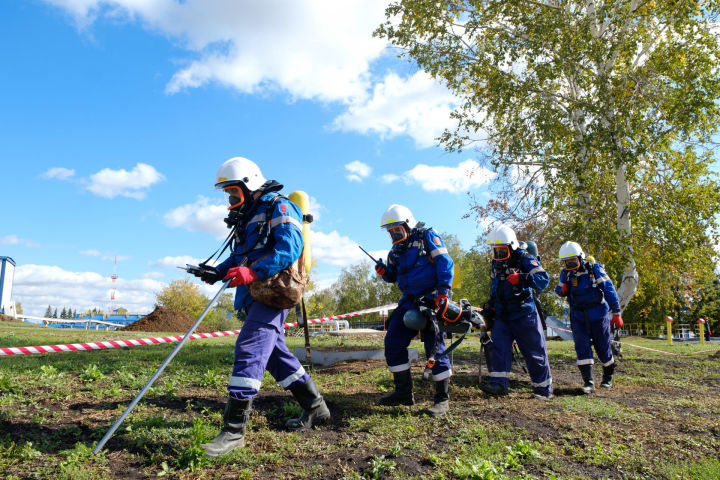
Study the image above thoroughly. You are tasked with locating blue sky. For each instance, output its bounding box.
[0,1,495,316]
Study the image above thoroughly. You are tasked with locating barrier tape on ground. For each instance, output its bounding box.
[548,324,720,356]
[0,304,397,356]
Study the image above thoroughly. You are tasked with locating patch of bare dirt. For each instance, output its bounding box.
[0,313,20,322]
[119,306,213,333]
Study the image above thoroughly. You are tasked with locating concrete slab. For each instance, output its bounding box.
[294,347,418,366]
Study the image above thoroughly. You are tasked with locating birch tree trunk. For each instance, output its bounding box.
[615,162,639,310]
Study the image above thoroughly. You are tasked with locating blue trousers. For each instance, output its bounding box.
[571,312,614,367]
[385,305,451,381]
[489,311,552,395]
[227,301,309,399]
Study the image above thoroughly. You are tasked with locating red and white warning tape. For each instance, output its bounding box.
[0,303,397,356]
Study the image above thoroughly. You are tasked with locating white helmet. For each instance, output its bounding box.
[215,157,266,191]
[486,224,519,250]
[380,204,418,230]
[559,241,584,260]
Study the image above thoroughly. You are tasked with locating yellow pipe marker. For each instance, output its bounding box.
[665,316,673,345]
[698,319,706,346]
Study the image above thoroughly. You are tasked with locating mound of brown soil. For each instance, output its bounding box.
[120,306,213,333]
[0,314,20,322]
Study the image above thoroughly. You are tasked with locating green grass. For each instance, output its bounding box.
[1,324,719,479]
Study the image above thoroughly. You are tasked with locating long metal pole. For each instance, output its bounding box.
[93,280,231,454]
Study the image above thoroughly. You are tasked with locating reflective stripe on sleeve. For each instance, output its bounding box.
[270,215,303,231]
[278,366,306,388]
[532,378,552,388]
[430,247,448,258]
[577,358,595,366]
[528,266,545,274]
[228,376,262,391]
[388,362,411,373]
[248,213,266,224]
[596,276,611,283]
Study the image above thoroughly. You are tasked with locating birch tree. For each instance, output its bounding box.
[377,0,720,309]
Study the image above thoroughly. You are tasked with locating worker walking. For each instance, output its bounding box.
[193,157,330,457]
[555,242,622,393]
[374,204,455,417]
[482,225,553,399]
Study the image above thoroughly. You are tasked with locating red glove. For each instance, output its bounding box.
[434,293,448,309]
[224,267,258,287]
[507,271,520,285]
[561,284,569,296]
[375,262,386,276]
[611,313,623,329]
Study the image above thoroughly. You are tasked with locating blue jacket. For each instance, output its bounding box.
[490,248,549,321]
[216,192,304,310]
[555,261,620,322]
[381,228,454,308]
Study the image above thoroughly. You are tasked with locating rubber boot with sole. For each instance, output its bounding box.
[600,363,615,388]
[579,364,595,394]
[378,369,415,406]
[286,377,331,430]
[202,396,252,458]
[427,378,449,417]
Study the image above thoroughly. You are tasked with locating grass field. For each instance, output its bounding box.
[1,322,719,479]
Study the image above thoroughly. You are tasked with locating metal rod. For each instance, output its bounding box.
[93,280,231,454]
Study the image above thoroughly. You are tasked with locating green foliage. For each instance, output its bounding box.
[377,0,720,318]
[282,401,302,420]
[155,278,211,319]
[57,443,108,480]
[173,418,211,471]
[365,455,396,479]
[79,364,105,382]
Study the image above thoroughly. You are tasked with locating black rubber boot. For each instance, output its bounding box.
[285,377,331,430]
[378,369,415,406]
[579,364,595,394]
[427,379,450,417]
[202,396,252,457]
[481,382,508,396]
[600,363,615,388]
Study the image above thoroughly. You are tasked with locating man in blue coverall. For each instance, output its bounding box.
[374,204,455,417]
[482,225,553,399]
[194,157,330,457]
[555,241,623,393]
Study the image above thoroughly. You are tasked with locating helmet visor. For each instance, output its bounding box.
[223,186,245,210]
[492,245,510,261]
[563,257,580,270]
[387,225,408,245]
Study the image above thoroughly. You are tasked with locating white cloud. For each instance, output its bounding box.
[381,173,400,183]
[387,159,495,193]
[42,167,76,179]
[78,249,131,262]
[163,196,229,239]
[311,230,387,267]
[44,0,389,103]
[149,255,217,269]
[334,71,458,148]
[86,163,165,199]
[80,249,102,257]
[307,196,324,222]
[344,161,372,182]
[140,271,166,280]
[0,235,40,247]
[12,264,166,316]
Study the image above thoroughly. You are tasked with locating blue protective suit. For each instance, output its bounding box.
[555,260,620,367]
[215,192,309,399]
[380,227,454,380]
[488,248,553,395]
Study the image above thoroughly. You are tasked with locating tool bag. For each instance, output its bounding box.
[245,195,309,309]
